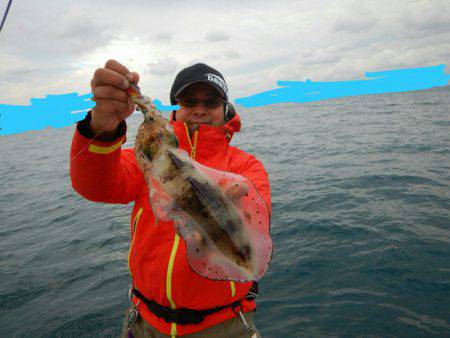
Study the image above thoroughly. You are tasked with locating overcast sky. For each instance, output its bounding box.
[0,0,449,105]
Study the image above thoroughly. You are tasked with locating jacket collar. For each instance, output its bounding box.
[170,114,241,163]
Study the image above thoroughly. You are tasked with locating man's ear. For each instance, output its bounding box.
[225,102,236,122]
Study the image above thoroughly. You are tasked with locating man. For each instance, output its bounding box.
[70,60,271,337]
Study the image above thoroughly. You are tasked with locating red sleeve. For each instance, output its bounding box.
[70,121,145,204]
[239,155,272,214]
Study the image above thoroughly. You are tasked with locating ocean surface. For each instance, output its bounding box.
[1,86,449,337]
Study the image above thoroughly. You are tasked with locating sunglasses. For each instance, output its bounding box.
[176,97,224,109]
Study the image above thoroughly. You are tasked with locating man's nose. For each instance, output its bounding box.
[192,102,208,112]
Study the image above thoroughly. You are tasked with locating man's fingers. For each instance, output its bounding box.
[93,85,129,103]
[92,68,129,90]
[105,59,139,85]
[105,59,131,77]
[129,71,140,84]
[94,98,132,114]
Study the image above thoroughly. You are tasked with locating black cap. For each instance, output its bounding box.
[170,63,228,105]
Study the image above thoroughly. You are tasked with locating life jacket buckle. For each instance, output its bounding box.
[246,290,258,300]
[128,287,141,308]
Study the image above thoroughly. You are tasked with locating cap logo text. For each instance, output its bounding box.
[205,73,228,94]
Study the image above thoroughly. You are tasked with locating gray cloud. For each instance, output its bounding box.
[401,5,450,33]
[147,57,179,75]
[301,47,343,66]
[1,0,449,104]
[56,20,116,55]
[205,31,230,42]
[333,16,377,33]
[155,32,173,42]
[1,3,118,65]
[224,50,241,59]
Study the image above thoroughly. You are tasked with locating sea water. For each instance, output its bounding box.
[0,87,449,337]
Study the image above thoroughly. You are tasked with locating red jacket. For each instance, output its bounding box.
[70,113,271,336]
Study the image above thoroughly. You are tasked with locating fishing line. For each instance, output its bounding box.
[71,89,139,161]
[0,0,13,34]
[69,124,110,162]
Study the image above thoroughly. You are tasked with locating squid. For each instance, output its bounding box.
[127,83,272,282]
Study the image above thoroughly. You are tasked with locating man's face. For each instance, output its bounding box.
[175,82,225,127]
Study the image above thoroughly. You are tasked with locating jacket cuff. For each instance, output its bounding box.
[77,111,126,141]
[74,111,126,155]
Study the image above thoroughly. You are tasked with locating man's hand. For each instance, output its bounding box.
[90,59,140,137]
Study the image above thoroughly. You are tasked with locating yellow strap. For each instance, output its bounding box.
[183,123,198,160]
[192,130,198,160]
[230,281,236,298]
[166,234,180,309]
[128,208,143,276]
[88,136,124,154]
[170,322,177,337]
[183,123,192,146]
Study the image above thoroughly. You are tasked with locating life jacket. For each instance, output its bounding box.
[70,112,271,336]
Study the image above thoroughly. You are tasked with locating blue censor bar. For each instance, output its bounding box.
[0,94,178,136]
[234,64,449,107]
[0,93,94,135]
[0,64,448,136]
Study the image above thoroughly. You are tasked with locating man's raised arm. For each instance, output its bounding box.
[70,60,144,204]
